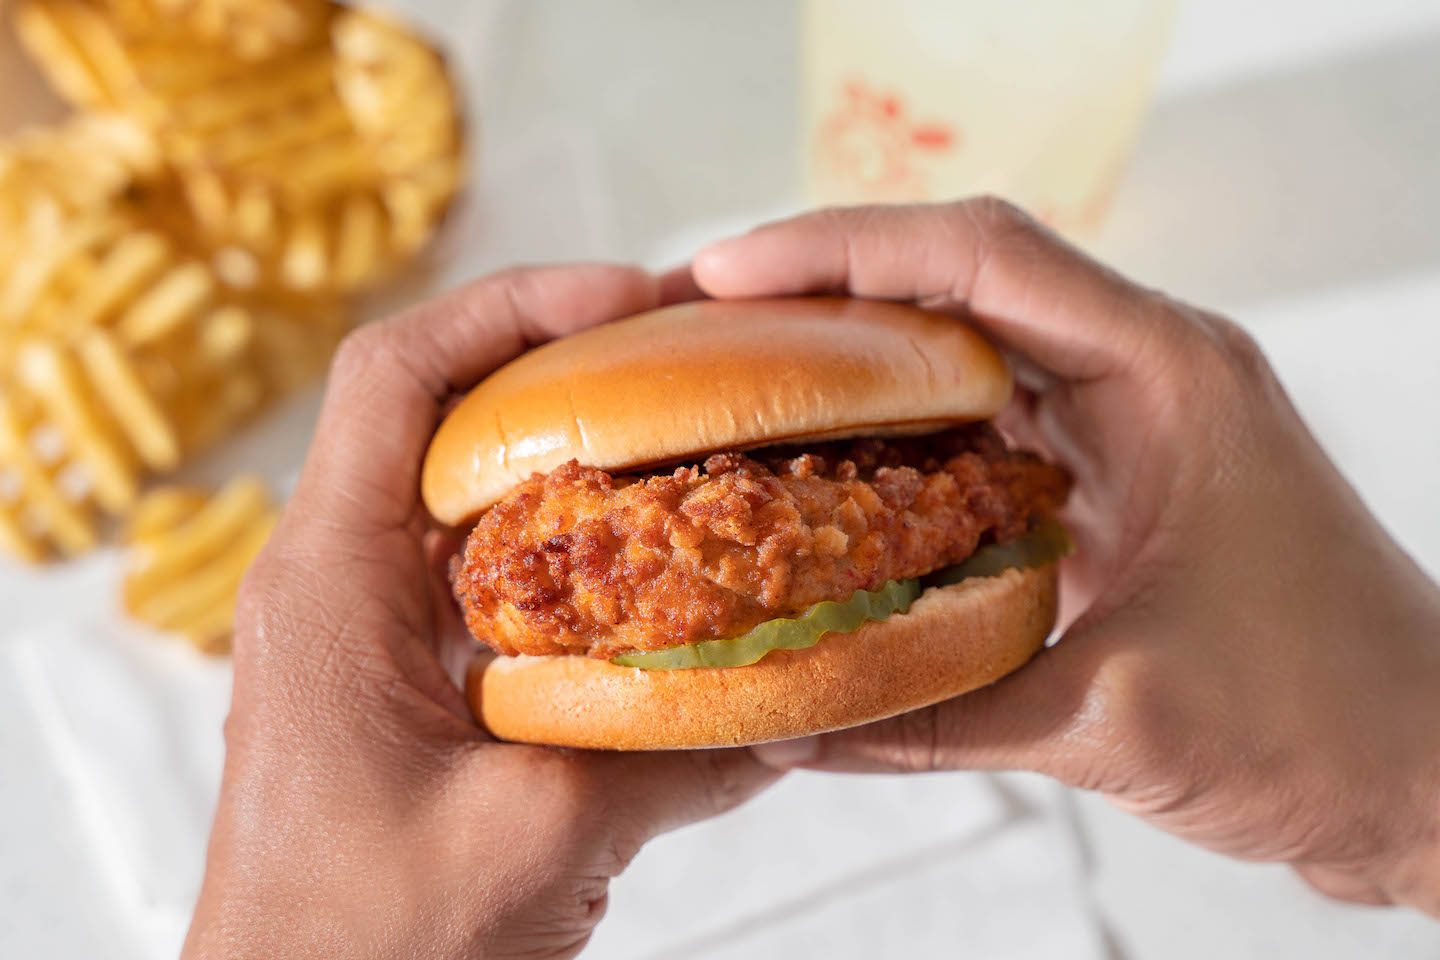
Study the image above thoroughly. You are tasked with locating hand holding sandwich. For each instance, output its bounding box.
[186,201,1440,960]
[183,266,780,959]
[697,200,1440,914]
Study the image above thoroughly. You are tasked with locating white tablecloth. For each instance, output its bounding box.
[4,1,1440,957]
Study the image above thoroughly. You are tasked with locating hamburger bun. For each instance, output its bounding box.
[422,297,1012,526]
[428,295,1061,751]
[471,563,1057,750]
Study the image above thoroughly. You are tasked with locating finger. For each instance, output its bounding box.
[460,663,778,846]
[656,262,706,305]
[750,630,1099,784]
[424,528,479,701]
[692,199,1175,382]
[1293,864,1394,906]
[424,527,467,584]
[451,740,781,882]
[994,384,1046,458]
[295,264,663,532]
[580,748,783,857]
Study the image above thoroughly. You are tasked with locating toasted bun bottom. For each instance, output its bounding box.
[469,564,1058,750]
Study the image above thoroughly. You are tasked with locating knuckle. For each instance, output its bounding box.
[683,750,750,814]
[810,203,878,242]
[1187,317,1279,437]
[489,264,535,288]
[1208,317,1271,386]
[949,195,1064,287]
[879,705,944,772]
[489,265,540,311]
[229,555,283,663]
[1168,306,1273,390]
[1081,647,1204,803]
[457,749,602,856]
[1091,651,1166,748]
[955,195,1040,241]
[1133,304,1277,442]
[227,552,339,686]
[527,752,637,870]
[531,750,604,820]
[813,203,862,226]
[484,265,525,301]
[330,322,393,384]
[219,706,248,752]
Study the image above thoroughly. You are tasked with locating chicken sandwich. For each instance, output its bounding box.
[422,297,1070,749]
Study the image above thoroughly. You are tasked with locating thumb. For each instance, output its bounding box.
[554,748,783,875]
[588,748,783,840]
[749,632,1099,782]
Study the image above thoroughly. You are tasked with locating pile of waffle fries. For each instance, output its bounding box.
[1,0,464,649]
[121,475,279,654]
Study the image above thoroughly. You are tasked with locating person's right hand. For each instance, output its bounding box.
[692,200,1440,914]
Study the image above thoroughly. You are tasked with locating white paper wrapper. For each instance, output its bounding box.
[9,4,1440,960]
[11,615,1103,959]
[11,623,229,955]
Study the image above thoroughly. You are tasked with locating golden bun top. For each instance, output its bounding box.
[421,296,1012,526]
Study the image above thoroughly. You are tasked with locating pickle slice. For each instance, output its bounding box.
[611,577,922,670]
[611,520,1071,671]
[925,518,1073,587]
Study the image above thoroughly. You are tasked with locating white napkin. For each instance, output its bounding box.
[12,616,1103,960]
[10,622,229,957]
[591,772,1104,959]
[4,4,1107,956]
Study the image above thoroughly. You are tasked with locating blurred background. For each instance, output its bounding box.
[1,1,1438,957]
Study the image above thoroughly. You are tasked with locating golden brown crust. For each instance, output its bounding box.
[453,427,1069,658]
[422,297,1012,526]
[470,564,1058,750]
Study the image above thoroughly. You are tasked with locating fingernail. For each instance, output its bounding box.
[751,735,820,769]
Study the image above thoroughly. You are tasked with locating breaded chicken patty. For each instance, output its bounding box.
[453,425,1069,659]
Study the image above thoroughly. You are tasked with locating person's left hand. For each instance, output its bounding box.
[183,264,779,960]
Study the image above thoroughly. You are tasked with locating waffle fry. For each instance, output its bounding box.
[0,112,159,275]
[98,0,332,62]
[331,7,465,257]
[1,0,464,566]
[0,208,346,561]
[16,0,465,296]
[121,475,279,653]
[0,389,101,559]
[121,483,207,544]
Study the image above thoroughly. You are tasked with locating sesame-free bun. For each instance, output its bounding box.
[422,297,1011,526]
[470,564,1057,750]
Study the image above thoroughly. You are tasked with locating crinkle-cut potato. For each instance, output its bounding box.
[15,0,466,296]
[0,112,158,233]
[96,0,332,62]
[0,1,464,564]
[121,475,279,654]
[0,209,344,562]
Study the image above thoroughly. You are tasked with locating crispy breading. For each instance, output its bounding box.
[454,425,1069,659]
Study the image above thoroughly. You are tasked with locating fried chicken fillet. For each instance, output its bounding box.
[454,424,1069,660]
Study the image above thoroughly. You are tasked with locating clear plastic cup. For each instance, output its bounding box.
[802,0,1177,233]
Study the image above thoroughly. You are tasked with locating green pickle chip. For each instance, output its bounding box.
[611,520,1070,671]
[612,577,922,670]
[923,518,1073,588]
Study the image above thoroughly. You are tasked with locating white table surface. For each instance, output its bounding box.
[3,1,1440,957]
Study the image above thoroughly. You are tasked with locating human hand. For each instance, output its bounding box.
[183,265,778,959]
[693,200,1440,914]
